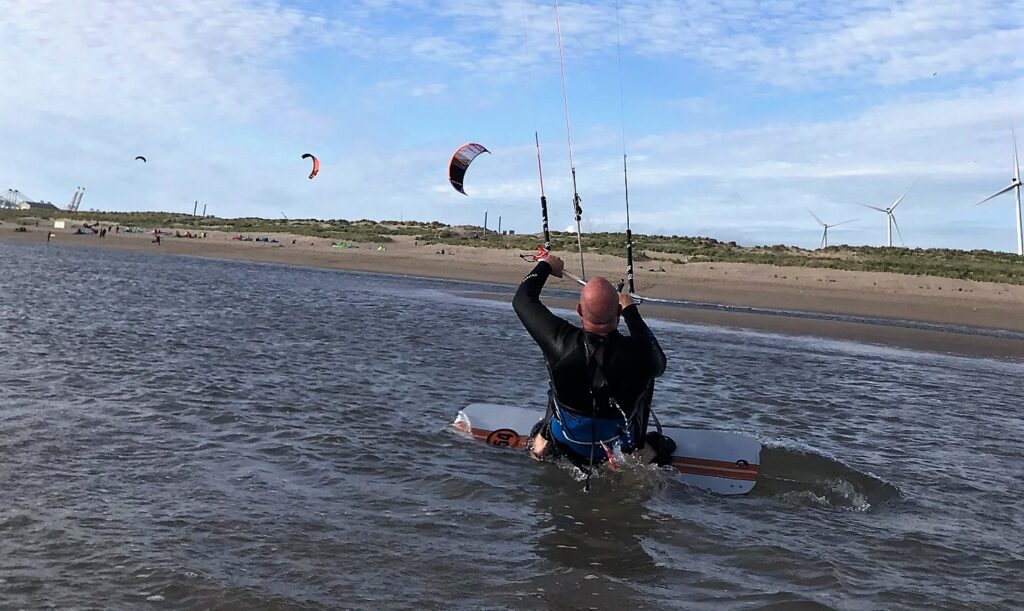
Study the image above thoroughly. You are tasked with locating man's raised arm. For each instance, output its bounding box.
[513,255,567,358]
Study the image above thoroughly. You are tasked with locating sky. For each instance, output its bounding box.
[2,0,1023,251]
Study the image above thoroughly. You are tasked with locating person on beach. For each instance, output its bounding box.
[513,250,674,469]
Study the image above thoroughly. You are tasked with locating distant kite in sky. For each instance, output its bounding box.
[448,143,490,195]
[302,153,319,179]
[135,156,147,163]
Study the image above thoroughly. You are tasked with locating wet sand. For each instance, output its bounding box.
[4,225,1023,360]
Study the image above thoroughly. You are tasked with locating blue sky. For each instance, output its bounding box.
[2,0,1023,251]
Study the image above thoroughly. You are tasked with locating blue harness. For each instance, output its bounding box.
[548,392,643,460]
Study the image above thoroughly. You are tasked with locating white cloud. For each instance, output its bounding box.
[405,0,1024,89]
[2,0,1023,253]
[0,0,313,125]
[625,0,1024,87]
[506,75,1024,250]
[411,83,447,97]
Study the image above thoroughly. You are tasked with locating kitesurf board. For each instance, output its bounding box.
[452,403,760,495]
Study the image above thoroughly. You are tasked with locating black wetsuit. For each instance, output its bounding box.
[513,261,669,464]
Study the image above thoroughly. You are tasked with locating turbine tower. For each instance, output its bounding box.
[809,210,856,249]
[974,130,1022,256]
[861,183,914,247]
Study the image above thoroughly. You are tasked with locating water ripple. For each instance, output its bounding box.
[1,240,1021,609]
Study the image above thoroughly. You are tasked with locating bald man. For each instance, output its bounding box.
[512,252,672,468]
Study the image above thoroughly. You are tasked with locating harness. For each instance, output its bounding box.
[548,391,643,457]
[545,333,648,466]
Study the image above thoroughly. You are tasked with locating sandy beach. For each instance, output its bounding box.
[4,223,1023,360]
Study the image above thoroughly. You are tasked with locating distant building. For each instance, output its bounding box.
[2,189,59,210]
[10,201,60,211]
[24,201,60,210]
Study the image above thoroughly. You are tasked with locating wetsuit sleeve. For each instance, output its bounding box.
[622,304,667,378]
[513,261,572,359]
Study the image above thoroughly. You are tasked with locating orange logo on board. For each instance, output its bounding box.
[486,429,521,448]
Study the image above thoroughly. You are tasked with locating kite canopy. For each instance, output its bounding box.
[135,156,147,163]
[302,153,320,180]
[448,143,490,195]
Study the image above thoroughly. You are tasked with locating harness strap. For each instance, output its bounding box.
[548,390,644,447]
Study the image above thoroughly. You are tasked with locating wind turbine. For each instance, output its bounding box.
[808,210,856,248]
[861,183,914,247]
[974,130,1022,256]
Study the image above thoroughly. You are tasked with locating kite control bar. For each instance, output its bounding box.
[519,247,680,305]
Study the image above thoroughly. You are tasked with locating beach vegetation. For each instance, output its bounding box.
[5,209,1024,284]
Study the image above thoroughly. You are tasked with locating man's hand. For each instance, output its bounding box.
[545,255,564,278]
[619,291,636,309]
[529,434,550,461]
[533,247,564,277]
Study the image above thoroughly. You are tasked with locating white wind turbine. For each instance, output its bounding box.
[974,130,1022,256]
[861,183,914,247]
[809,210,856,249]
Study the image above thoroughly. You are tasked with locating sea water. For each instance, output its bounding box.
[1,240,1021,609]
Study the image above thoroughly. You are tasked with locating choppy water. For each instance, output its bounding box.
[1,240,1022,610]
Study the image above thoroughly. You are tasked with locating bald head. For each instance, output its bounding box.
[577,277,621,334]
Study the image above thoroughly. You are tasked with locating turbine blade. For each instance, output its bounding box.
[890,181,916,211]
[832,218,858,227]
[974,183,1017,206]
[891,214,905,247]
[807,208,825,226]
[860,204,889,213]
[1014,127,1020,182]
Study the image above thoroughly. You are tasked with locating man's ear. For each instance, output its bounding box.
[577,303,584,318]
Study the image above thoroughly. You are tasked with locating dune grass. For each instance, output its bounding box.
[4,209,1023,284]
[413,227,1024,285]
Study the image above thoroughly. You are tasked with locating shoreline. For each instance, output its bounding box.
[4,227,1023,361]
